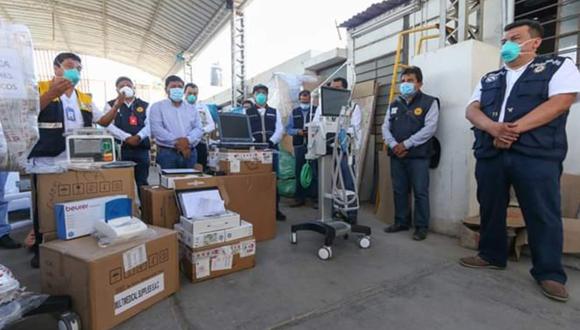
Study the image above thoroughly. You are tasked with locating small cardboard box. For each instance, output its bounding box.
[34,168,137,234]
[140,186,179,229]
[175,223,225,249]
[160,173,216,190]
[180,236,256,283]
[40,226,179,330]
[209,149,273,175]
[54,195,128,240]
[179,211,240,234]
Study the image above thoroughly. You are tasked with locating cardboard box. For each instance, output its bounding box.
[561,173,580,219]
[40,226,179,330]
[55,195,128,240]
[218,172,276,241]
[35,168,137,234]
[180,236,256,283]
[179,211,240,234]
[140,186,179,229]
[517,218,580,254]
[209,149,273,175]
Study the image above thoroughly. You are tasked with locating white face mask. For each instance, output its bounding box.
[119,86,135,98]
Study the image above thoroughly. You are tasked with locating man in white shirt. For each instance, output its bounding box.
[104,76,151,194]
[460,19,580,302]
[184,83,215,170]
[245,84,286,221]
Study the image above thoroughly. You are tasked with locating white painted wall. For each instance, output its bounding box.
[412,40,500,235]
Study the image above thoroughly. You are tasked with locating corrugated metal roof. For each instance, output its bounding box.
[339,0,412,29]
[0,0,236,78]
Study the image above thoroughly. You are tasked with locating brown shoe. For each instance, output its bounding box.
[539,280,569,302]
[459,256,505,270]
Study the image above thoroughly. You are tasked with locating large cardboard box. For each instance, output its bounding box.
[209,149,273,176]
[180,236,256,283]
[35,168,137,234]
[140,186,180,229]
[219,172,276,241]
[40,226,179,330]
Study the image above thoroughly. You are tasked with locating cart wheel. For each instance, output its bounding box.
[290,232,297,244]
[358,236,371,249]
[318,246,332,260]
[58,312,81,330]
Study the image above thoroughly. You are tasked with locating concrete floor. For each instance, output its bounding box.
[2,203,580,330]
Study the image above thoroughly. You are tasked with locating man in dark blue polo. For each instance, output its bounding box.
[286,90,317,208]
[105,77,150,195]
[461,19,580,302]
[245,84,286,221]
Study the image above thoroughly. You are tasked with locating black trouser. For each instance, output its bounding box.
[196,142,208,170]
[476,151,566,284]
[121,147,150,201]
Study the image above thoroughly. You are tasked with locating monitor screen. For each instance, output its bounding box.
[68,137,114,162]
[321,86,351,117]
[219,113,251,140]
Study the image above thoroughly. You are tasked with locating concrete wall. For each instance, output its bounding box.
[564,103,580,175]
[411,40,500,235]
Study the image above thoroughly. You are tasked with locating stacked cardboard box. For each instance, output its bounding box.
[35,168,180,329]
[171,179,256,282]
[208,149,273,175]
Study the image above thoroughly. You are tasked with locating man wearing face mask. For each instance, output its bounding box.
[105,76,150,194]
[28,52,117,166]
[382,66,440,241]
[245,84,286,221]
[286,90,318,208]
[461,20,580,302]
[184,83,215,170]
[149,75,203,169]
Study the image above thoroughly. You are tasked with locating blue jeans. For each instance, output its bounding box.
[156,146,197,169]
[294,145,318,201]
[476,151,566,283]
[390,157,430,229]
[0,172,10,238]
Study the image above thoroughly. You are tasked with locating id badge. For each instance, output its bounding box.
[65,107,76,121]
[129,114,138,126]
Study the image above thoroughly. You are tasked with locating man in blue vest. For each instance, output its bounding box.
[460,19,580,302]
[105,77,150,195]
[28,52,119,268]
[246,84,286,221]
[382,66,440,241]
[286,90,317,208]
[28,52,118,167]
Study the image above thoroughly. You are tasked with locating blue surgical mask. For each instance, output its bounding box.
[500,41,521,63]
[255,93,267,106]
[62,68,80,86]
[500,39,535,63]
[186,94,197,104]
[169,88,184,102]
[300,103,310,110]
[399,82,415,97]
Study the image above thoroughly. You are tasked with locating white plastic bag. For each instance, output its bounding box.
[0,22,39,171]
